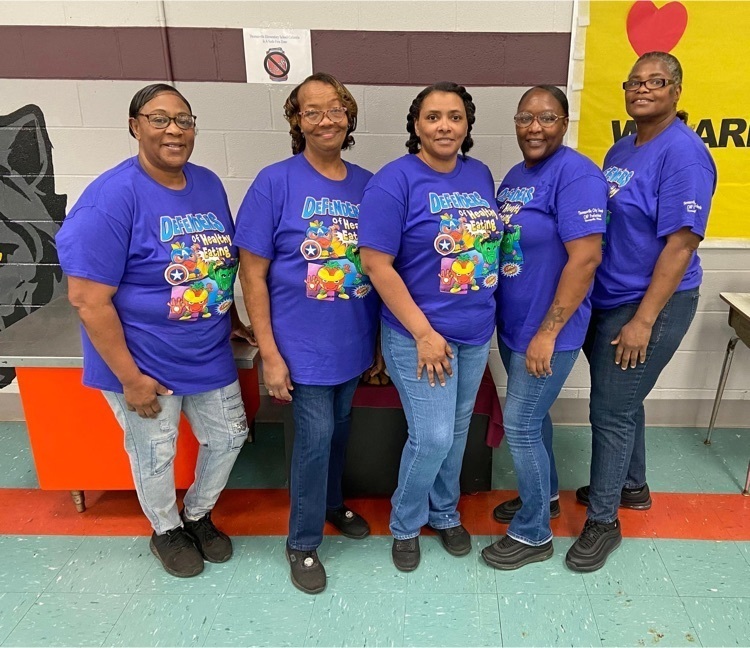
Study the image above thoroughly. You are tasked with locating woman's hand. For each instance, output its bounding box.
[415,330,454,387]
[611,317,652,369]
[263,353,293,401]
[231,321,257,346]
[123,373,173,418]
[525,332,555,378]
[366,344,386,381]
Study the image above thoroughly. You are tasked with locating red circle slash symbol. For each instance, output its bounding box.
[264,49,290,81]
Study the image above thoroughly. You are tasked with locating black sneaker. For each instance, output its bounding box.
[182,511,233,563]
[565,518,622,573]
[492,496,562,524]
[286,545,326,594]
[325,506,371,539]
[481,535,554,570]
[575,484,652,510]
[433,524,472,556]
[392,537,420,572]
[149,527,204,578]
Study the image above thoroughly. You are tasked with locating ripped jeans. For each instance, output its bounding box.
[103,379,248,534]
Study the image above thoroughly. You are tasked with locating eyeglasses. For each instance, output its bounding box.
[137,113,197,130]
[513,112,566,128]
[299,107,348,125]
[622,78,676,91]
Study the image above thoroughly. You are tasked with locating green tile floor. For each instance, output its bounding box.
[0,422,748,647]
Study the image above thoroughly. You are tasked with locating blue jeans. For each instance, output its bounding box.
[499,339,578,545]
[103,380,248,534]
[288,376,360,551]
[382,325,491,540]
[584,288,699,522]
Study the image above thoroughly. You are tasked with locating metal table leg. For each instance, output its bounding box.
[705,337,739,445]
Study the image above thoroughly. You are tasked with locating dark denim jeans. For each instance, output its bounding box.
[583,288,699,523]
[499,339,578,545]
[287,376,360,551]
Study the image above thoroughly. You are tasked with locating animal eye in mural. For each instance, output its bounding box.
[0,104,67,388]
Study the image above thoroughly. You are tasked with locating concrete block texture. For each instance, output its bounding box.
[187,130,229,177]
[358,2,457,31]
[46,127,132,176]
[225,131,292,178]
[176,82,274,132]
[0,1,67,25]
[456,1,569,32]
[62,0,162,26]
[0,80,82,127]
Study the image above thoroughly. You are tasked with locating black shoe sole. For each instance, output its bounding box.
[575,492,652,511]
[493,504,562,525]
[285,549,326,595]
[565,534,622,573]
[324,519,371,540]
[481,543,554,570]
[392,557,420,572]
[434,533,472,557]
[149,539,204,578]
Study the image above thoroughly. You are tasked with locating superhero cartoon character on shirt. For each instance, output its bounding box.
[344,244,365,285]
[207,258,238,300]
[473,232,503,275]
[500,224,524,277]
[439,253,481,293]
[312,260,351,300]
[181,281,212,319]
[170,242,206,280]
[304,220,341,259]
[438,214,473,252]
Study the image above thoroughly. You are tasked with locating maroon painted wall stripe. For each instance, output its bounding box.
[0,26,568,85]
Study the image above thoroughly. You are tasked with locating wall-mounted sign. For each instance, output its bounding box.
[243,28,312,84]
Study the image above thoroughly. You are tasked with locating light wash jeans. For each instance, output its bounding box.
[288,376,360,551]
[583,288,700,522]
[103,379,248,534]
[499,339,579,546]
[382,325,491,540]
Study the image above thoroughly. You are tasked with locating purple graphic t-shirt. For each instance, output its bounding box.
[496,146,608,353]
[57,157,238,395]
[234,154,379,386]
[592,118,717,309]
[358,154,500,345]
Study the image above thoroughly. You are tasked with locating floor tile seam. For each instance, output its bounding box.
[674,594,706,648]
[643,537,681,597]
[95,591,134,648]
[735,541,750,569]
[201,592,226,648]
[0,591,42,647]
[37,536,86,595]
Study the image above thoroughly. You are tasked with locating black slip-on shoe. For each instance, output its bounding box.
[433,524,472,556]
[325,506,371,539]
[575,484,652,510]
[565,518,622,573]
[481,535,553,570]
[182,511,233,563]
[392,537,420,572]
[150,527,204,578]
[492,496,561,524]
[286,545,326,594]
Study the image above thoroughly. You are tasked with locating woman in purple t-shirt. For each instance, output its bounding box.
[480,86,607,572]
[235,73,381,595]
[57,84,255,579]
[359,83,500,572]
[565,52,716,573]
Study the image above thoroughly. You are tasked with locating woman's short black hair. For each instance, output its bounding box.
[283,73,358,155]
[405,82,475,156]
[517,85,569,116]
[128,84,192,138]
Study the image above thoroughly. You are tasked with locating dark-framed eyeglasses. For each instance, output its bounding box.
[513,111,566,128]
[137,113,197,130]
[299,107,348,125]
[622,78,676,91]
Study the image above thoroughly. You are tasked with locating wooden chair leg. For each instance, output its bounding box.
[743,460,750,497]
[70,490,86,512]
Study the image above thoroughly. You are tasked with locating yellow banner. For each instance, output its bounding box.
[577,0,750,237]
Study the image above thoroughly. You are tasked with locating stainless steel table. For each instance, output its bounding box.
[704,292,750,495]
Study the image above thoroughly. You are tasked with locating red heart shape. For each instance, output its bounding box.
[626,1,688,56]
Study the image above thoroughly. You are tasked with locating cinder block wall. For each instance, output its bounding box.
[0,1,747,425]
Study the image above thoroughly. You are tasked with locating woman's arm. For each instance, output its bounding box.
[238,249,293,401]
[67,277,172,418]
[612,227,701,369]
[360,248,453,387]
[526,234,602,377]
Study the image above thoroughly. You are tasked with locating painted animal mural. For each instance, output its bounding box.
[0,105,67,387]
